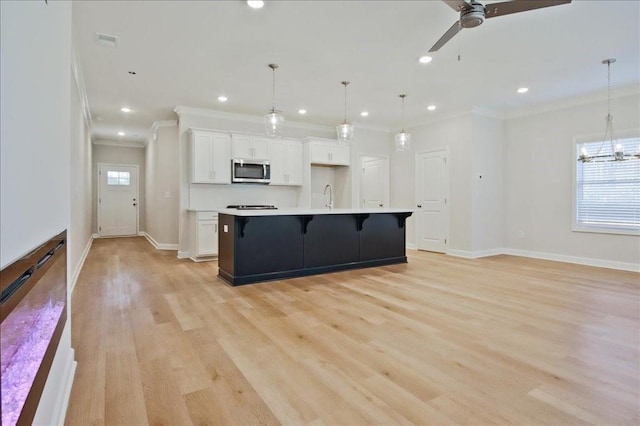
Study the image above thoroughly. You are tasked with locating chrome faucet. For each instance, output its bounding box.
[324,184,333,210]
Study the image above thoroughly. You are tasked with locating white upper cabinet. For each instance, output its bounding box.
[232,134,269,159]
[307,138,350,166]
[190,129,231,184]
[269,139,302,186]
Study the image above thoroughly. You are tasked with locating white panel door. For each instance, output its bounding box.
[416,150,448,253]
[362,157,388,208]
[98,164,138,237]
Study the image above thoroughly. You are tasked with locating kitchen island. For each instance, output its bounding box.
[217,208,413,285]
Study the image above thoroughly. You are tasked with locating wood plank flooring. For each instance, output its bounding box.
[64,237,640,425]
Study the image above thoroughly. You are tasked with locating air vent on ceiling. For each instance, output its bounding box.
[95,32,118,48]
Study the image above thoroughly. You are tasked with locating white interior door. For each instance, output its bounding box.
[98,164,138,237]
[416,150,448,253]
[361,157,388,208]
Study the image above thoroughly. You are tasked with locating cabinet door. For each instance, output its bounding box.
[252,137,270,159]
[211,133,231,183]
[330,144,350,166]
[310,142,330,164]
[197,219,218,256]
[268,139,287,185]
[192,132,213,183]
[285,142,303,185]
[231,134,253,158]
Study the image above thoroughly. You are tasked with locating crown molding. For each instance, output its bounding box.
[93,139,145,149]
[505,84,640,119]
[405,109,475,130]
[174,105,334,133]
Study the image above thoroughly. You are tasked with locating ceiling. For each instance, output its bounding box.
[73,0,640,144]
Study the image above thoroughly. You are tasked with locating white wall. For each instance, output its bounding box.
[1,1,78,424]
[69,48,93,292]
[391,113,474,251]
[145,122,179,247]
[91,143,146,234]
[504,93,640,267]
[471,114,505,253]
[1,0,72,267]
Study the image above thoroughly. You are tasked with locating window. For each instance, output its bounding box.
[574,135,640,235]
[107,171,130,186]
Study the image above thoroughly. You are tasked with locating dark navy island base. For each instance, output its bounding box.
[217,210,413,286]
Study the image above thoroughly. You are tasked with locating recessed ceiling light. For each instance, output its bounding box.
[117,131,125,136]
[120,107,131,113]
[360,111,369,117]
[217,96,228,102]
[517,87,529,94]
[427,105,437,111]
[418,55,433,64]
[247,1,264,9]
[298,109,307,115]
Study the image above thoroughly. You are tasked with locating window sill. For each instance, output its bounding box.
[572,225,640,236]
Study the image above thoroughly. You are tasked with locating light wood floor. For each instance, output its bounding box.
[64,237,639,425]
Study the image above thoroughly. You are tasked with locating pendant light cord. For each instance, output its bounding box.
[342,81,349,123]
[272,66,276,112]
[400,94,406,133]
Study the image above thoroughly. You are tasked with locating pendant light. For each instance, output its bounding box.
[336,81,354,143]
[395,94,411,151]
[578,59,639,163]
[264,63,284,138]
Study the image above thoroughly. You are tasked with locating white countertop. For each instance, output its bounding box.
[217,208,414,217]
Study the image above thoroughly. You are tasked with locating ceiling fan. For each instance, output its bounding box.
[428,0,572,52]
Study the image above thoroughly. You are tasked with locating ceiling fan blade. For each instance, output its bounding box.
[442,0,472,12]
[485,0,572,19]
[429,21,462,52]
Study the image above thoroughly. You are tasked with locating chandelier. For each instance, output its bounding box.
[395,94,411,151]
[578,59,639,163]
[336,81,354,142]
[264,64,284,138]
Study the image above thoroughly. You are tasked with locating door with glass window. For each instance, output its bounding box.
[98,164,138,237]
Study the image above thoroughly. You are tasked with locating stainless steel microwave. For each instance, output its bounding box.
[231,158,271,184]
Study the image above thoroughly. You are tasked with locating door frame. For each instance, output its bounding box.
[97,163,140,237]
[414,148,450,253]
[359,155,390,208]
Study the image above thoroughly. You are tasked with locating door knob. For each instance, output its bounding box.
[379,203,383,207]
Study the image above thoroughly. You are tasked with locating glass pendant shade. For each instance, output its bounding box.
[264,64,284,138]
[395,94,411,152]
[337,122,354,143]
[395,131,411,151]
[336,81,354,143]
[264,109,284,138]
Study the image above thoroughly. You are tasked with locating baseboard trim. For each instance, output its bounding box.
[447,248,504,259]
[406,243,417,250]
[32,324,76,426]
[70,236,93,295]
[49,348,76,426]
[141,232,179,251]
[189,256,218,263]
[503,248,640,273]
[177,250,191,259]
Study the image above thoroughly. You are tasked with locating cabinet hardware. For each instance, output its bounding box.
[417,204,422,208]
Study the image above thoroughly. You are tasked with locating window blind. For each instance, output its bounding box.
[576,137,640,231]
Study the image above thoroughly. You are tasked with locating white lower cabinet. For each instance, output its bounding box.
[192,211,218,260]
